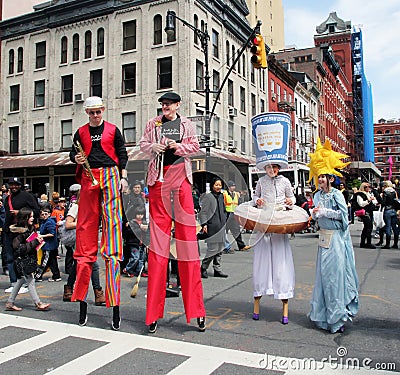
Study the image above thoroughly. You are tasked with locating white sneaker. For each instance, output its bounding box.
[18,286,29,294]
[5,286,14,293]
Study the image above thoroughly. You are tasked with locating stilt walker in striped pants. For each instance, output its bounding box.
[140,92,206,334]
[69,96,129,331]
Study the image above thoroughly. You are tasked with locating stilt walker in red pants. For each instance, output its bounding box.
[69,96,129,331]
[140,92,206,334]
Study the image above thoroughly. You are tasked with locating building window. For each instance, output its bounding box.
[250,65,255,84]
[72,34,79,61]
[34,123,44,151]
[36,41,46,69]
[17,47,23,73]
[241,126,246,153]
[270,79,275,93]
[90,69,102,97]
[194,15,199,45]
[85,31,92,59]
[61,120,72,149]
[10,85,20,112]
[260,70,265,91]
[240,86,246,113]
[231,45,236,70]
[228,121,234,140]
[61,36,68,64]
[213,70,220,99]
[97,28,105,56]
[228,80,234,107]
[123,20,137,51]
[276,84,281,101]
[34,80,45,108]
[154,15,162,45]
[251,93,256,116]
[242,54,246,77]
[226,41,230,66]
[61,75,73,104]
[9,126,19,154]
[260,98,265,113]
[122,112,136,144]
[213,117,220,146]
[196,60,204,91]
[8,49,14,74]
[195,110,203,136]
[212,29,219,59]
[122,63,136,95]
[157,57,172,89]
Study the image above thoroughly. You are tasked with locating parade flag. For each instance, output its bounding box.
[388,156,393,180]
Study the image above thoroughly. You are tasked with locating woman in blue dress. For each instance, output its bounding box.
[309,173,359,333]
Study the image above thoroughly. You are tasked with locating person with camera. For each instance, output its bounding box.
[353,182,377,249]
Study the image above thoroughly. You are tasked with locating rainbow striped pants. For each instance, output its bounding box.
[72,166,123,307]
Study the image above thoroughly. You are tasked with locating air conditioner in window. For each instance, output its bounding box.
[228,140,237,150]
[228,107,238,117]
[75,93,84,103]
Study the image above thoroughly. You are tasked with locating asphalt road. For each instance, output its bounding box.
[0,220,399,374]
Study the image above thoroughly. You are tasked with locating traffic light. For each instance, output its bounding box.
[250,34,267,69]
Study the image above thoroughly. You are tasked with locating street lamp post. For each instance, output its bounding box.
[165,11,265,190]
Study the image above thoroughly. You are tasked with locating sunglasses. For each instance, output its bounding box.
[160,102,175,107]
[88,110,102,115]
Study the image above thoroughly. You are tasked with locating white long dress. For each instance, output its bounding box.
[252,175,295,299]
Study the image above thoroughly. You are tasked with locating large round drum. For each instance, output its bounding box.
[234,202,309,234]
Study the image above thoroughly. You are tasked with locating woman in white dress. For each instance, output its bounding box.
[252,164,295,324]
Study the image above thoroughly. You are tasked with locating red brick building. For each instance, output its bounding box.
[275,13,355,159]
[267,55,296,154]
[374,119,400,181]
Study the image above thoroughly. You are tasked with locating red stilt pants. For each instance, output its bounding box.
[146,163,206,325]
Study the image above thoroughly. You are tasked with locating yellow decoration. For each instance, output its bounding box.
[307,138,350,189]
[155,120,162,127]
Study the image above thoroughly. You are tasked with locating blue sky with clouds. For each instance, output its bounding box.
[282,0,400,122]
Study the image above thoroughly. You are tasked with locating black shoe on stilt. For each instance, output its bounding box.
[111,306,121,331]
[148,321,158,334]
[79,301,88,327]
[197,317,206,332]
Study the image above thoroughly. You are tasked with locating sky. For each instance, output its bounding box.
[282,0,400,122]
[3,1,399,122]
[2,0,42,18]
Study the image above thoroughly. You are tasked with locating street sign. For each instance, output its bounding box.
[187,116,206,122]
[199,141,216,148]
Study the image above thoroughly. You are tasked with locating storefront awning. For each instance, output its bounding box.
[0,152,72,169]
[0,146,254,170]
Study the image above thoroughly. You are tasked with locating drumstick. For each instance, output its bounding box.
[130,265,144,298]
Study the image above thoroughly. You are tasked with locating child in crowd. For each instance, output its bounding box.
[122,205,149,278]
[35,207,61,282]
[6,207,50,311]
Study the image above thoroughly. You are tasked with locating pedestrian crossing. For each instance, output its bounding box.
[0,313,397,374]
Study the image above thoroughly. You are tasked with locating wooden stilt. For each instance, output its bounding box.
[253,296,261,314]
[281,299,289,324]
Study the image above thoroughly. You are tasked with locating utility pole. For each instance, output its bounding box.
[165,12,267,187]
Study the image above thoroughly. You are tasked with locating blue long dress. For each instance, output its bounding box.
[308,188,359,333]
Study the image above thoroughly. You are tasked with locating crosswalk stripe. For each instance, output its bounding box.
[0,313,397,375]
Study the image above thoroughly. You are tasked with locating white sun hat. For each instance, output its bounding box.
[83,96,104,109]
